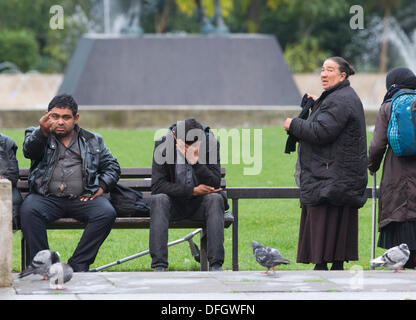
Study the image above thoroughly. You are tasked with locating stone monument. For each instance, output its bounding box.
[0,179,12,287]
[58,0,300,107]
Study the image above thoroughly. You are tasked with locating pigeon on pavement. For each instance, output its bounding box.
[48,262,74,290]
[251,241,290,273]
[370,243,410,272]
[19,250,60,280]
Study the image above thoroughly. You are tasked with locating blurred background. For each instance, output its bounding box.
[0,0,415,127]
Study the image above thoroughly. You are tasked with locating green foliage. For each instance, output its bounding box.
[0,29,39,72]
[175,0,233,17]
[284,38,332,73]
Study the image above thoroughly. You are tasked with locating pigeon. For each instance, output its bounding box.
[251,241,290,273]
[370,243,410,272]
[48,262,73,290]
[19,250,60,280]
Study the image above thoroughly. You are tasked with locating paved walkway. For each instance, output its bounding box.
[1,270,416,300]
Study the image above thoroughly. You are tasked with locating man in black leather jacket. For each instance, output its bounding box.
[0,133,23,229]
[20,94,120,272]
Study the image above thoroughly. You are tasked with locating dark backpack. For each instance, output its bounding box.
[110,184,151,217]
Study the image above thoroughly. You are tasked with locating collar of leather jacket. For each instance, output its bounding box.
[48,124,100,151]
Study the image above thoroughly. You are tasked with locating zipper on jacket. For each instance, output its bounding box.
[43,142,58,195]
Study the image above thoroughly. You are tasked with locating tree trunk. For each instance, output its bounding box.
[156,0,172,34]
[379,5,391,73]
[247,0,262,33]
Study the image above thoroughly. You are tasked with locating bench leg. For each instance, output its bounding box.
[200,228,208,271]
[232,199,239,271]
[21,234,28,270]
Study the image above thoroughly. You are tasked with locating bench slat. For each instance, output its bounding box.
[45,216,234,229]
[17,178,226,193]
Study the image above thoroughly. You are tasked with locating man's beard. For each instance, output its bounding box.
[53,126,73,138]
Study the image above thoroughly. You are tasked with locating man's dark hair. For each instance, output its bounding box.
[176,118,204,145]
[48,94,78,116]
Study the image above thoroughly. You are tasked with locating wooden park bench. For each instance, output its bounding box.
[17,167,235,272]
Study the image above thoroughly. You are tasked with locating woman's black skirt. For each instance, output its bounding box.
[296,203,359,264]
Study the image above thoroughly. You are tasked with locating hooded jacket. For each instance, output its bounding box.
[151,124,222,216]
[289,79,368,208]
[369,91,416,229]
[23,125,120,197]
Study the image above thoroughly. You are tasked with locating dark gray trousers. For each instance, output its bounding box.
[20,193,116,272]
[149,193,225,269]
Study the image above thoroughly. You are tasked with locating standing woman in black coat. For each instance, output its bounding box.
[284,57,368,270]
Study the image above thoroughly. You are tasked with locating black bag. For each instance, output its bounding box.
[110,184,151,217]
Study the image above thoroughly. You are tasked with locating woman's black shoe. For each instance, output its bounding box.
[314,263,328,270]
[330,261,344,270]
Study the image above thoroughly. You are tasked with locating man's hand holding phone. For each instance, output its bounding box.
[193,184,222,196]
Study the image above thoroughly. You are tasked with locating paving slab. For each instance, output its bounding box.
[3,270,416,300]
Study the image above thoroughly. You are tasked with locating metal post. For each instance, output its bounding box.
[232,198,239,271]
[371,173,377,270]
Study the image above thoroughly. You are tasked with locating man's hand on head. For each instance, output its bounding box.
[184,141,201,165]
[176,139,201,165]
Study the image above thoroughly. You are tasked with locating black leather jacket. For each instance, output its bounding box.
[0,133,19,186]
[23,125,121,197]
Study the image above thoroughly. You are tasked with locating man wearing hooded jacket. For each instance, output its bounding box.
[150,118,225,272]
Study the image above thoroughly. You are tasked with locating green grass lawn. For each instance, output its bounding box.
[4,126,383,272]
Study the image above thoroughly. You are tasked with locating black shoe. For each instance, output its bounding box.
[209,265,223,272]
[154,267,166,272]
[314,263,328,270]
[68,262,89,272]
[330,261,344,271]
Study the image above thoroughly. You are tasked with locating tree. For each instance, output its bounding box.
[0,30,39,72]
[378,0,400,73]
[284,38,331,73]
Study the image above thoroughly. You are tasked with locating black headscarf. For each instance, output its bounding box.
[383,67,416,103]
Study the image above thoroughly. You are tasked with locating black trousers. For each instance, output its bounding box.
[149,193,225,269]
[20,193,116,272]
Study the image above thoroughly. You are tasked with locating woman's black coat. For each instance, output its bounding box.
[288,79,368,208]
